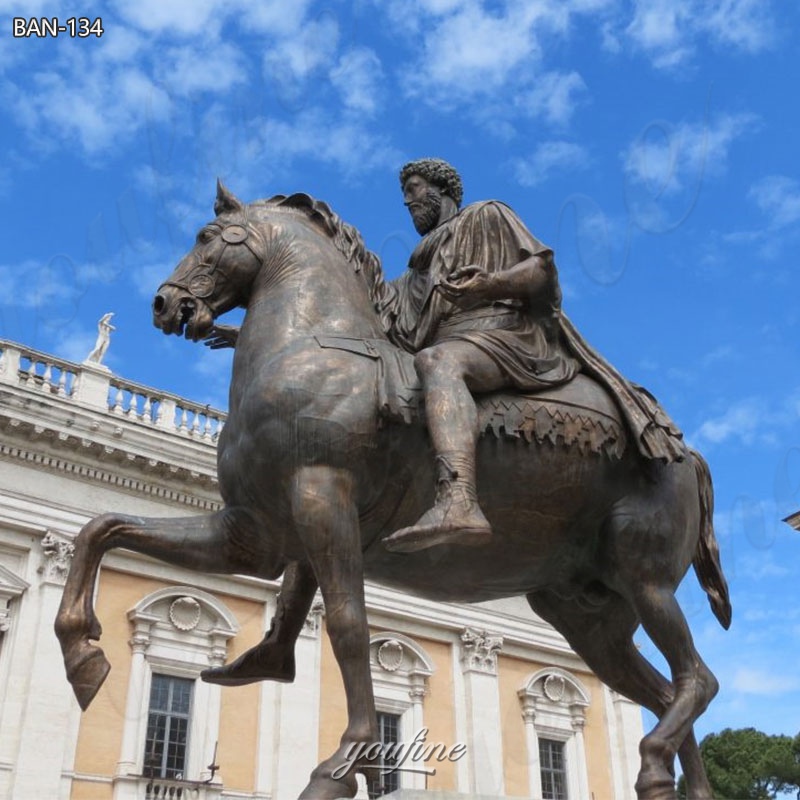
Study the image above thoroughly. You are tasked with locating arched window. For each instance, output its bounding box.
[356,633,434,798]
[113,586,239,799]
[518,668,591,800]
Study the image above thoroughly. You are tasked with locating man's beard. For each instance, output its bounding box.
[409,189,442,235]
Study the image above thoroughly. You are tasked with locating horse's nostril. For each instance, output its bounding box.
[153,294,166,315]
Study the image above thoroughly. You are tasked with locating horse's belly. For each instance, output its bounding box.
[363,442,629,602]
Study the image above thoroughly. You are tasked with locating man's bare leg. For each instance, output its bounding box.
[202,560,318,686]
[385,341,506,553]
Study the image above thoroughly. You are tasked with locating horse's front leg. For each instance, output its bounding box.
[291,466,376,800]
[55,508,282,711]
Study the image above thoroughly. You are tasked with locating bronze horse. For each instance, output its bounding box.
[55,183,731,800]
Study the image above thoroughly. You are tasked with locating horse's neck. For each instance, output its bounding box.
[242,228,387,346]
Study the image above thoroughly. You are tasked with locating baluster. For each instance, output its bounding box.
[179,407,189,431]
[192,410,201,435]
[41,363,53,392]
[113,386,124,414]
[204,415,212,439]
[57,369,67,396]
[143,396,152,423]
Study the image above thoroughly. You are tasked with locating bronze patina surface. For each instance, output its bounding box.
[56,167,730,800]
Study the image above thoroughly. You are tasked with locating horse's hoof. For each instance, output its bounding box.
[67,647,111,711]
[298,775,356,800]
[201,646,295,687]
[635,773,677,800]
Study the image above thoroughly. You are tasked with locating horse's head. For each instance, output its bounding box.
[153,181,266,341]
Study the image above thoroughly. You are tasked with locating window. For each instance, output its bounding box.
[539,738,568,800]
[143,674,194,779]
[366,711,401,799]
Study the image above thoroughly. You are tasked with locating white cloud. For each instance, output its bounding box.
[691,393,800,449]
[111,0,228,37]
[390,0,601,128]
[624,0,775,69]
[703,0,776,53]
[749,175,800,228]
[255,112,402,177]
[330,49,384,115]
[263,15,340,86]
[731,667,800,696]
[692,399,762,446]
[512,140,589,186]
[622,113,756,195]
[517,71,587,126]
[155,43,246,97]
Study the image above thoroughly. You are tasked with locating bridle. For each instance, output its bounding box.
[160,209,267,304]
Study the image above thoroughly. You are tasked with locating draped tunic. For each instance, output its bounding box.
[386,200,580,390]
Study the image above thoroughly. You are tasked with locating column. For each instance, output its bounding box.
[571,708,590,800]
[114,623,151,776]
[10,532,79,800]
[459,627,505,796]
[519,693,543,799]
[408,681,428,790]
[275,598,324,800]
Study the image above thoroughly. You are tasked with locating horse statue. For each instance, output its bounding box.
[55,182,731,800]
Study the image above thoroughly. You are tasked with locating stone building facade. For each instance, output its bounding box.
[0,338,643,800]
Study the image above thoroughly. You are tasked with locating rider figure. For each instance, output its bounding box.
[382,158,579,552]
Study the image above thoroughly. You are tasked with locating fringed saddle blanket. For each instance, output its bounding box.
[315,335,627,459]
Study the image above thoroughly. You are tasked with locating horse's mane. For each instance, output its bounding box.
[254,192,396,333]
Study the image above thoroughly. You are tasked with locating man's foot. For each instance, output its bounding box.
[384,484,492,553]
[201,640,295,687]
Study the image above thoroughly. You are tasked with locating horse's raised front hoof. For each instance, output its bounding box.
[201,643,295,687]
[67,646,111,711]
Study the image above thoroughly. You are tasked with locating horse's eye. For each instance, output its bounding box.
[197,228,215,244]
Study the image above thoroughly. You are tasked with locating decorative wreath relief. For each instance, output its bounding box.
[377,639,405,672]
[169,596,202,631]
[544,673,566,703]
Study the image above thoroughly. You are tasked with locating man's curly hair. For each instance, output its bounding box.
[399,158,463,208]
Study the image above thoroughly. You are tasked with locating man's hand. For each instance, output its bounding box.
[437,265,495,307]
[204,324,240,350]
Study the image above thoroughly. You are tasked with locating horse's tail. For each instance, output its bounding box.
[690,449,732,629]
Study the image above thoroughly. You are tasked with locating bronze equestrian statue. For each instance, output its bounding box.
[55,161,731,800]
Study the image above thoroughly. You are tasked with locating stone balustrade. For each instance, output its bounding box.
[0,339,225,442]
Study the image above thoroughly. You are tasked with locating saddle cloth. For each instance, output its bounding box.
[315,335,626,459]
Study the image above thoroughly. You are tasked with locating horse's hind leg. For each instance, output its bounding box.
[55,508,281,710]
[527,589,714,800]
[628,584,717,800]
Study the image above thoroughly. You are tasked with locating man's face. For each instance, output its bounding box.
[403,174,443,235]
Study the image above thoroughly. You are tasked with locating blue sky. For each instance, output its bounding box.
[2,0,799,746]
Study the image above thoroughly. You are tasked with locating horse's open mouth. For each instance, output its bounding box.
[177,299,195,338]
[153,289,214,341]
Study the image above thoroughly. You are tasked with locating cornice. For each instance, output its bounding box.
[0,439,222,512]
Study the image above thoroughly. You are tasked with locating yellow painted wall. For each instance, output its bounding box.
[416,637,456,792]
[581,672,615,800]
[70,568,266,798]
[317,623,349,763]
[215,592,265,794]
[71,569,168,787]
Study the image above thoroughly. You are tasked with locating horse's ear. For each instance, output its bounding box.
[215,179,244,216]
